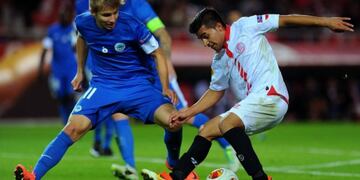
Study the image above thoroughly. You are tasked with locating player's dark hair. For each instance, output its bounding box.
[90,0,120,13]
[189,7,226,34]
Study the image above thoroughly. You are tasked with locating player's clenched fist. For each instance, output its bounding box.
[71,72,84,92]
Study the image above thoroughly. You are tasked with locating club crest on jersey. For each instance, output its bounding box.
[114,43,126,52]
[236,42,245,54]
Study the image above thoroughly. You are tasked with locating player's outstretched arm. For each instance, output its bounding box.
[279,15,354,32]
[170,89,224,126]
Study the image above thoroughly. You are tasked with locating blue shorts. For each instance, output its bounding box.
[71,80,171,128]
[48,73,75,98]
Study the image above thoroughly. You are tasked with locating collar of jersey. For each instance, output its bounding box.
[223,25,234,58]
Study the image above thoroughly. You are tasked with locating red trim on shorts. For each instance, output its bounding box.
[267,85,289,104]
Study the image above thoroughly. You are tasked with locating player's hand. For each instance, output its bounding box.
[163,88,178,105]
[169,108,193,128]
[326,17,354,32]
[71,72,84,92]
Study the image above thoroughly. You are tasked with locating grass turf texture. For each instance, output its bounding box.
[1,121,359,180]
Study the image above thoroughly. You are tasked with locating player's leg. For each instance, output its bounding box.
[111,113,138,179]
[48,74,74,125]
[102,116,114,155]
[220,113,269,180]
[153,103,183,169]
[165,116,223,180]
[27,115,92,179]
[58,94,76,125]
[90,123,103,157]
[186,114,240,171]
[164,128,182,169]
[220,95,288,180]
[112,113,135,167]
[171,78,239,171]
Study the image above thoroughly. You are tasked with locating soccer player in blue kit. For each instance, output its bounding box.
[76,0,116,158]
[13,0,183,179]
[38,3,77,125]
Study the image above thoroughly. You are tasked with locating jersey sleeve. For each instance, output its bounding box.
[42,37,53,49]
[42,28,53,49]
[240,14,279,34]
[131,0,165,33]
[134,21,159,54]
[209,53,230,91]
[74,16,82,36]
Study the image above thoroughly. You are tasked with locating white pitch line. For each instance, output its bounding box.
[289,147,360,157]
[266,167,360,178]
[2,152,360,178]
[269,159,360,170]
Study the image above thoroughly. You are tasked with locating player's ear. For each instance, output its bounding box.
[215,22,225,32]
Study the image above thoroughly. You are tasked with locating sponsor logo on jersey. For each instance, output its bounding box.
[236,42,245,54]
[102,46,108,53]
[257,15,263,23]
[114,42,126,52]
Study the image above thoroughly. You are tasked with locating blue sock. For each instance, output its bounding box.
[164,128,182,168]
[192,113,209,128]
[114,119,135,168]
[94,124,102,143]
[103,117,114,149]
[58,96,75,125]
[192,113,230,149]
[33,131,73,180]
[58,105,68,125]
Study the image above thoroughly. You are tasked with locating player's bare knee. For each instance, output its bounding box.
[63,115,92,141]
[112,113,129,120]
[198,123,220,141]
[219,113,244,134]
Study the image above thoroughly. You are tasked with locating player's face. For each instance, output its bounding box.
[196,23,225,52]
[94,6,119,30]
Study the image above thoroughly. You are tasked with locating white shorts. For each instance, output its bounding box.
[220,94,288,135]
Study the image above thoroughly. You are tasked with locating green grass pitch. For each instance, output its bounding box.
[1,121,360,179]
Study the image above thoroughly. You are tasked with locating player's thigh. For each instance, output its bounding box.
[227,95,288,135]
[198,116,223,140]
[153,103,177,130]
[219,112,245,134]
[63,114,92,141]
[112,112,129,121]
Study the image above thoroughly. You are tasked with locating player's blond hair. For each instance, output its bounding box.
[89,0,120,13]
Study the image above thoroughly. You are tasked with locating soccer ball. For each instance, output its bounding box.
[206,168,239,180]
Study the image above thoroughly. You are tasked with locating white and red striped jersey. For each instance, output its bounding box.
[209,14,289,103]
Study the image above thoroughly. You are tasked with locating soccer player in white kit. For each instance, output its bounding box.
[141,7,354,180]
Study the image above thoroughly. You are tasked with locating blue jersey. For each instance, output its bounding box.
[43,23,77,77]
[42,23,77,97]
[75,11,158,87]
[72,11,171,126]
[120,0,163,77]
[120,0,157,24]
